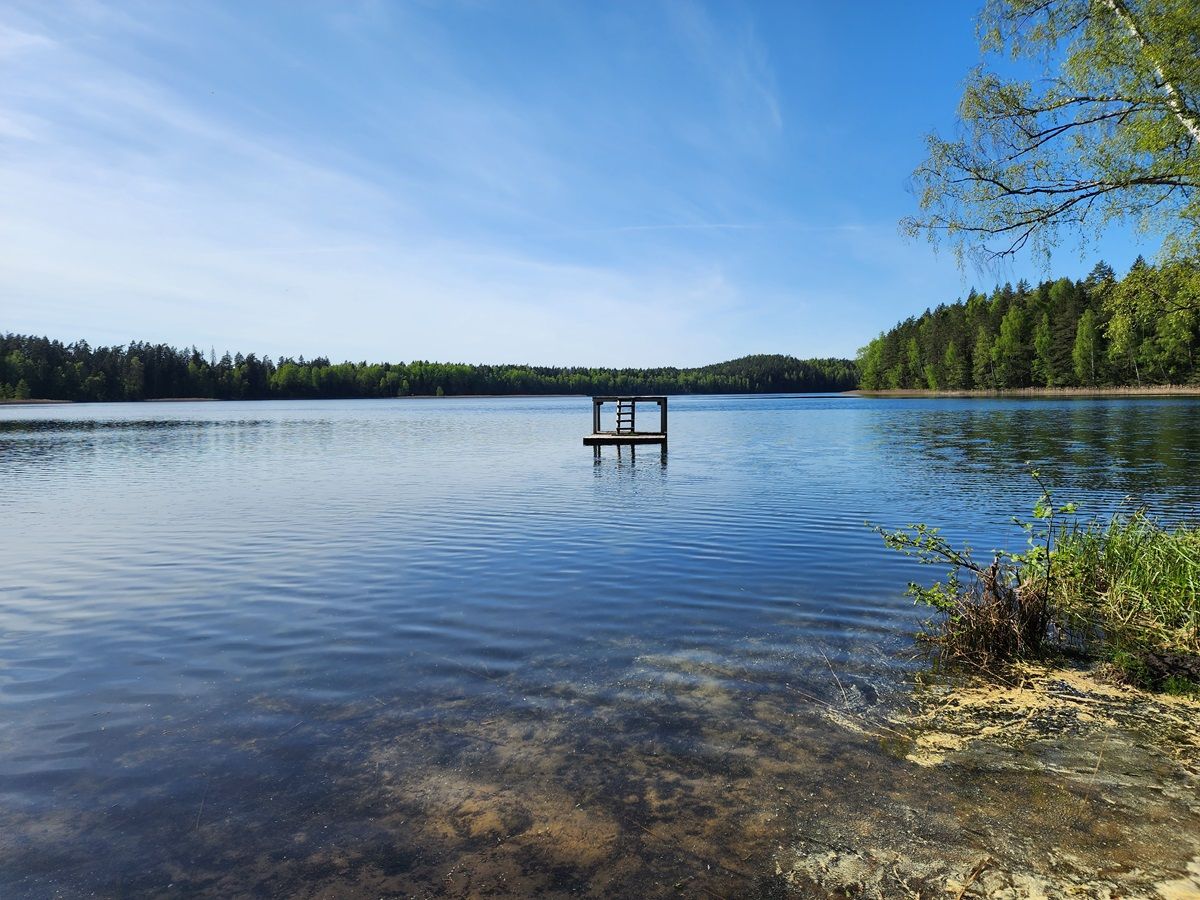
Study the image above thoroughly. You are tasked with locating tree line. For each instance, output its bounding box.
[0,338,858,401]
[859,257,1200,390]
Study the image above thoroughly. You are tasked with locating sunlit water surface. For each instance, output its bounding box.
[2,395,1199,897]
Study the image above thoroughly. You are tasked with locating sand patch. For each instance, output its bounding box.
[777,662,1200,898]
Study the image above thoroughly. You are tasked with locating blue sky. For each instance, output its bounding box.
[0,0,1154,366]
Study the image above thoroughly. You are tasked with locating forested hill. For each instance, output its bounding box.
[859,258,1200,390]
[0,336,857,401]
[693,354,857,393]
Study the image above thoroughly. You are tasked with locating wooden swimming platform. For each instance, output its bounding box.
[584,396,667,452]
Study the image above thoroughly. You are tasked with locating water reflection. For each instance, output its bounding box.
[1,395,1199,896]
[865,399,1200,516]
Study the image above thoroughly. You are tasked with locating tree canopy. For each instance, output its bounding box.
[0,336,858,402]
[903,0,1200,264]
[858,257,1200,390]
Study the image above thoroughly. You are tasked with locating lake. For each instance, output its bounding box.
[2,395,1199,897]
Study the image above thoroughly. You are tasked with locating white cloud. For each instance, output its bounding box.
[0,1,884,365]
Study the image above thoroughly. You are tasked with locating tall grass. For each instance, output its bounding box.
[1052,510,1200,658]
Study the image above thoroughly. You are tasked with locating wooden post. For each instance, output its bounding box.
[593,398,601,434]
[659,398,667,436]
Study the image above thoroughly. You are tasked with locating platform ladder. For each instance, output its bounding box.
[615,398,635,433]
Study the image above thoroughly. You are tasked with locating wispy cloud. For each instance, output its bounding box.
[662,0,783,155]
[0,0,980,365]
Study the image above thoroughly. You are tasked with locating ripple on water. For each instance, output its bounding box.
[2,395,1200,896]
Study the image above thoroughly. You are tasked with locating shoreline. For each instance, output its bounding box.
[7,387,1200,405]
[850,385,1200,398]
[785,659,1200,897]
[0,391,842,405]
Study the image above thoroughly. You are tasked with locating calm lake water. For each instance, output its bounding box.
[2,395,1199,897]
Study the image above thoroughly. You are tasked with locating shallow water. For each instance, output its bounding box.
[2,395,1199,897]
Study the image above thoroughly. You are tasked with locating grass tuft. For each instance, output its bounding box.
[1052,510,1200,662]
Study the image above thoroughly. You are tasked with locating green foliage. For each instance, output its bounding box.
[1162,675,1200,698]
[972,326,995,389]
[875,522,982,613]
[1107,257,1200,382]
[943,340,967,390]
[903,0,1200,265]
[873,472,1071,666]
[858,257,1200,390]
[875,516,1053,667]
[877,474,1200,687]
[1032,312,1053,386]
[1107,648,1151,685]
[1052,508,1200,657]
[1073,308,1099,385]
[0,335,858,402]
[124,356,145,401]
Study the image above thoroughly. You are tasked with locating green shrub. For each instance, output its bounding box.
[876,471,1200,690]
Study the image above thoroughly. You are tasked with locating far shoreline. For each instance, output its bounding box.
[6,386,1200,406]
[0,398,74,406]
[1,391,843,405]
[849,385,1200,398]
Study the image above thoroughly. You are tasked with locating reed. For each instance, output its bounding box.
[1051,511,1200,689]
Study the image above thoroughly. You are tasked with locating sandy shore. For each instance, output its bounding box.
[780,662,1200,898]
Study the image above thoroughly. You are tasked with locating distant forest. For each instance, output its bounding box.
[0,336,857,401]
[10,255,1197,402]
[860,258,1200,390]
